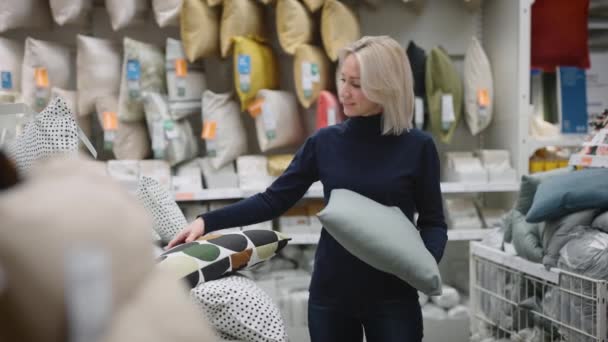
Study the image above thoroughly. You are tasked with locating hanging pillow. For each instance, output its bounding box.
[21,38,75,112]
[202,90,247,169]
[294,44,331,108]
[0,0,52,32]
[321,0,361,61]
[233,37,279,110]
[249,90,304,152]
[152,0,181,27]
[316,90,346,130]
[165,38,205,119]
[425,46,463,144]
[302,0,324,12]
[142,92,198,166]
[117,38,166,122]
[49,0,93,26]
[180,0,220,62]
[463,37,493,136]
[220,0,266,58]
[105,0,148,31]
[76,35,122,115]
[0,38,24,94]
[276,0,313,55]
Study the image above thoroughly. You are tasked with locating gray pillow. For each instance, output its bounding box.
[542,209,598,268]
[510,210,544,263]
[515,167,573,215]
[591,210,608,233]
[317,189,442,295]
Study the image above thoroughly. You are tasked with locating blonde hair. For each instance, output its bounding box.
[338,36,415,135]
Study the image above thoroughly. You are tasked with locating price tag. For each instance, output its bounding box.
[247,98,264,118]
[102,112,118,131]
[1,71,12,90]
[152,121,166,157]
[202,121,217,157]
[175,59,188,77]
[415,97,424,128]
[237,54,251,93]
[35,68,49,88]
[302,62,313,99]
[441,94,455,131]
[477,88,489,119]
[327,107,337,126]
[164,120,178,140]
[262,101,277,140]
[126,59,141,99]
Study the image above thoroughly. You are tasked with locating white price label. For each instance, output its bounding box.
[327,107,337,126]
[441,94,455,131]
[152,121,166,154]
[262,101,277,140]
[415,97,424,128]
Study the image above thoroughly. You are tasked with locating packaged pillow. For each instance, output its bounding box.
[22,38,75,112]
[302,0,325,12]
[202,90,247,170]
[316,90,346,129]
[180,0,220,62]
[0,38,24,93]
[174,159,204,192]
[294,44,331,108]
[166,38,206,113]
[77,35,122,115]
[463,37,493,136]
[249,90,304,152]
[276,0,313,55]
[105,0,148,31]
[220,0,267,58]
[191,276,288,341]
[233,37,279,110]
[200,157,239,188]
[425,46,463,144]
[137,176,187,243]
[159,229,291,287]
[117,38,166,122]
[321,0,361,61]
[542,209,597,268]
[152,0,181,27]
[7,97,79,173]
[0,0,52,32]
[49,0,93,26]
[114,119,151,160]
[142,92,198,166]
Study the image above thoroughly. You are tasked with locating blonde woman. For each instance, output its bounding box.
[168,36,447,341]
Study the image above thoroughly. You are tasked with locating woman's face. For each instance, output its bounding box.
[338,54,382,117]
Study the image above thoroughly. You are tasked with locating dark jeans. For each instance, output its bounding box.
[308,297,423,342]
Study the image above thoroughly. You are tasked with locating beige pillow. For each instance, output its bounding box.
[180,0,220,62]
[220,0,267,58]
[302,0,324,12]
[105,0,148,30]
[21,38,75,112]
[49,0,93,26]
[294,44,331,108]
[321,0,360,61]
[152,0,181,27]
[101,94,150,160]
[252,90,304,152]
[0,37,23,93]
[463,37,493,136]
[77,35,122,115]
[0,0,52,32]
[276,0,313,55]
[207,0,223,5]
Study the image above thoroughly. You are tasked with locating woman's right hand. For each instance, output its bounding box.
[165,217,206,250]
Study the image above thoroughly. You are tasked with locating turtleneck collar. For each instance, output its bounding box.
[344,113,384,136]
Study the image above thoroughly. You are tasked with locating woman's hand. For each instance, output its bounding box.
[165,217,205,250]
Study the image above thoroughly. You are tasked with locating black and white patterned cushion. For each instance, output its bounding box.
[191,275,287,342]
[7,96,79,173]
[136,176,187,243]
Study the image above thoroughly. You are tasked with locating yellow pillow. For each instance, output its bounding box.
[302,0,324,12]
[180,0,220,62]
[321,0,360,61]
[267,154,294,176]
[276,0,313,55]
[233,36,279,110]
[294,44,330,108]
[221,0,266,58]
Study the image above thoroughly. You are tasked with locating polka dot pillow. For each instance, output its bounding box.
[191,275,288,342]
[136,176,187,243]
[7,96,79,173]
[158,230,290,288]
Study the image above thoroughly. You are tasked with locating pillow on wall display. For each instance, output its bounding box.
[117,38,166,122]
[425,46,463,144]
[113,119,151,160]
[250,90,304,152]
[321,0,361,62]
[233,37,279,110]
[152,0,181,27]
[317,189,442,295]
[21,38,75,112]
[294,44,331,108]
[302,0,324,12]
[180,0,220,62]
[191,275,288,342]
[105,0,148,31]
[166,38,206,112]
[7,97,79,173]
[220,0,267,58]
[49,0,93,26]
[158,229,291,287]
[237,155,273,190]
[0,38,24,94]
[202,90,247,170]
[77,35,122,115]
[276,0,313,55]
[142,92,198,166]
[463,37,494,136]
[316,90,346,130]
[137,176,188,243]
[0,0,52,32]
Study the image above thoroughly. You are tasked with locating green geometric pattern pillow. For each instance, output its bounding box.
[158,230,290,288]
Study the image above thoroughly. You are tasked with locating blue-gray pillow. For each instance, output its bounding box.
[515,167,573,215]
[317,189,442,296]
[527,168,608,223]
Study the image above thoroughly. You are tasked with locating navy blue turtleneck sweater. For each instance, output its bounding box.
[202,114,447,303]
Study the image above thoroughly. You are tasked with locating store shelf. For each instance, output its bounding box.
[440,182,520,193]
[589,19,608,30]
[527,134,587,157]
[174,188,244,201]
[569,153,608,168]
